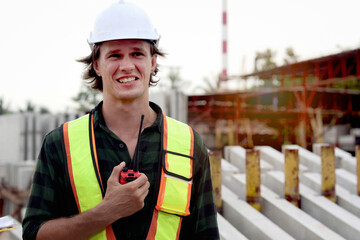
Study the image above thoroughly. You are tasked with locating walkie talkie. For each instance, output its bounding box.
[120,114,144,184]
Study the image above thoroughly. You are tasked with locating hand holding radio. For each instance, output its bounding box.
[102,162,149,220]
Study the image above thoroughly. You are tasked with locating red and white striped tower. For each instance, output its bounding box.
[221,0,228,82]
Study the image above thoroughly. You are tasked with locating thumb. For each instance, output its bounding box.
[109,162,126,182]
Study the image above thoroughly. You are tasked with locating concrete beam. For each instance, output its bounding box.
[226,146,273,173]
[335,169,357,194]
[313,143,353,171]
[340,156,357,175]
[217,213,248,240]
[301,172,360,218]
[222,186,294,240]
[301,192,360,240]
[264,171,360,240]
[282,145,321,172]
[221,158,239,184]
[255,146,308,172]
[226,173,344,240]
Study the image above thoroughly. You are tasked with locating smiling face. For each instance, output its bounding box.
[94,39,157,103]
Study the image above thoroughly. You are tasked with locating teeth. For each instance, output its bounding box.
[118,77,136,83]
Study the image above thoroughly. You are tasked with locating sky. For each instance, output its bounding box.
[0,0,359,113]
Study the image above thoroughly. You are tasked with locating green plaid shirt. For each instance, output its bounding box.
[23,102,219,240]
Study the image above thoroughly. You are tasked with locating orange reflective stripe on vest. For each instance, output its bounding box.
[63,114,115,240]
[147,113,194,240]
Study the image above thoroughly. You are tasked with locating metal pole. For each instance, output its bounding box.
[284,149,300,207]
[209,150,223,213]
[227,120,235,146]
[221,0,228,82]
[246,149,261,212]
[321,145,336,202]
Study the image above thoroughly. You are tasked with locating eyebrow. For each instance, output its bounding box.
[131,47,146,52]
[107,47,146,54]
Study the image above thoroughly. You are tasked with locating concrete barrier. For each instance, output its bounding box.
[226,173,344,240]
[0,113,78,163]
[313,143,353,171]
[335,168,357,195]
[301,192,360,240]
[222,186,294,240]
[221,158,239,184]
[0,216,22,240]
[264,171,360,240]
[217,213,248,240]
[339,156,357,175]
[301,172,360,218]
[255,146,308,172]
[226,146,273,173]
[282,145,321,172]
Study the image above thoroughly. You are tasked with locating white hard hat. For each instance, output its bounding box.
[88,0,160,48]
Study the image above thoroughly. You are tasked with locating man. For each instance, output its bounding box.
[22,1,219,239]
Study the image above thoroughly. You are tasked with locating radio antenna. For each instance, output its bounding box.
[133,114,144,172]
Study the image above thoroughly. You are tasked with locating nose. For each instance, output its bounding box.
[119,55,134,73]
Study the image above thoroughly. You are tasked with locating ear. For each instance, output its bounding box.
[93,60,101,77]
[151,54,157,73]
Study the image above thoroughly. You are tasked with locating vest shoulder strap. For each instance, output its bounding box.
[63,114,115,240]
[147,114,194,240]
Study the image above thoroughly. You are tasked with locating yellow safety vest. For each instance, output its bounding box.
[63,113,194,240]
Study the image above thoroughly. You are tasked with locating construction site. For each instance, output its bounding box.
[1,46,359,239]
[1,1,360,239]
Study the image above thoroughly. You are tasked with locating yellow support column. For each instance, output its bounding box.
[227,120,235,146]
[246,149,261,212]
[244,119,254,148]
[209,150,222,213]
[321,145,336,202]
[357,145,360,196]
[284,149,300,207]
[215,120,222,149]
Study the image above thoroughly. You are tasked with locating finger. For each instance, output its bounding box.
[138,180,150,195]
[135,173,148,187]
[139,187,149,202]
[135,178,150,199]
[138,181,150,200]
[126,173,147,189]
[108,162,126,182]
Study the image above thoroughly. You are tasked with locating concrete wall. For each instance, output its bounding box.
[149,89,188,123]
[0,113,79,163]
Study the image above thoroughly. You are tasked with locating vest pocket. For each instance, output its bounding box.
[156,150,193,216]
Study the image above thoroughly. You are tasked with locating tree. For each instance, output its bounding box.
[25,101,35,112]
[39,107,51,114]
[160,66,192,92]
[199,74,222,94]
[283,47,299,65]
[0,97,11,115]
[167,67,192,91]
[254,49,277,72]
[168,67,181,90]
[18,101,50,113]
[72,84,102,113]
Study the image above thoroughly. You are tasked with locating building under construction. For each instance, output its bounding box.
[188,48,360,153]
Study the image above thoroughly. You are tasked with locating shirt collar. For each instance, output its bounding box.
[91,101,163,133]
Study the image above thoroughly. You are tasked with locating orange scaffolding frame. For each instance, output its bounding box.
[188,48,360,150]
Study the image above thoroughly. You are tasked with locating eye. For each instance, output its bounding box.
[109,54,121,58]
[132,52,144,57]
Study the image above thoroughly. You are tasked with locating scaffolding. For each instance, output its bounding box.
[188,48,360,150]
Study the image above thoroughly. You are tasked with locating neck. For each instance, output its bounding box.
[101,98,156,142]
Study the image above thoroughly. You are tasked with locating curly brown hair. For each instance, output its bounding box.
[78,40,165,91]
